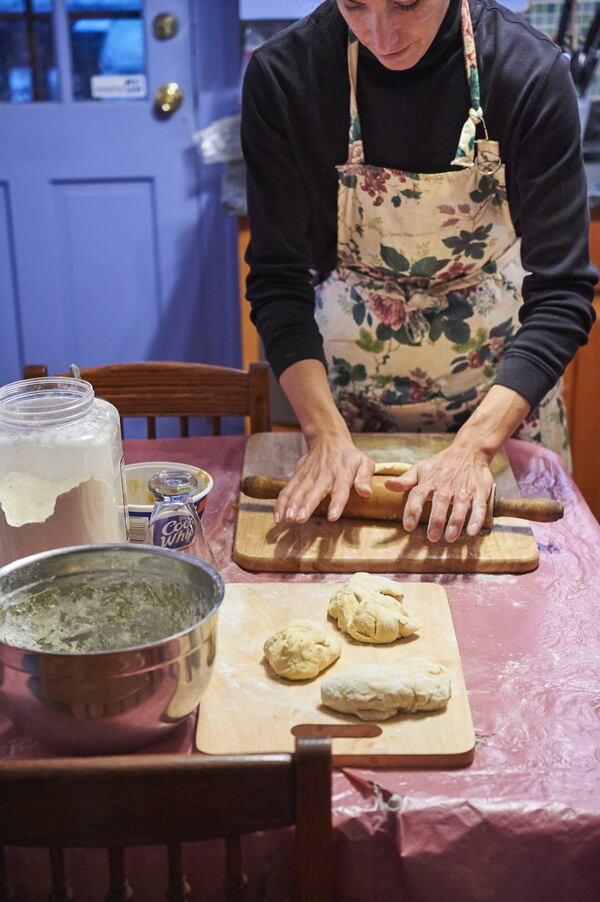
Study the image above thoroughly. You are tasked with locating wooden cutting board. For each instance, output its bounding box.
[233,432,539,573]
[196,582,475,767]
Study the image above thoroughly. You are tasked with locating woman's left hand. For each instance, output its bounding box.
[384,438,495,542]
[385,386,531,542]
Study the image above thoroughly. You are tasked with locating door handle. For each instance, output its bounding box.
[154,82,183,116]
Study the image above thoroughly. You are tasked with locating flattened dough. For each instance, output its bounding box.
[328,572,419,643]
[321,659,451,721]
[263,619,341,681]
[373,461,413,476]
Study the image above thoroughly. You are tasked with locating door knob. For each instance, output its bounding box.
[154,82,183,116]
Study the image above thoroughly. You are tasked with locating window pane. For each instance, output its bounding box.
[0,0,25,11]
[0,19,58,102]
[32,0,52,10]
[71,17,145,100]
[67,0,141,10]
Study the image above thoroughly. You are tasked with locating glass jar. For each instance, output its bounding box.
[0,377,128,567]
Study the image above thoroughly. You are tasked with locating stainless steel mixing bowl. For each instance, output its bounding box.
[0,544,224,754]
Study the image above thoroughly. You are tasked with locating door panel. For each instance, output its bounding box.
[51,178,161,363]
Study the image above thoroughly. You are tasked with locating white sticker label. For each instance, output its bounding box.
[91,74,147,99]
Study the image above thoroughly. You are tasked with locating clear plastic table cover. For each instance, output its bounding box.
[2,436,598,901]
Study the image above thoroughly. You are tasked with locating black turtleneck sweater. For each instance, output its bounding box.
[241,0,597,410]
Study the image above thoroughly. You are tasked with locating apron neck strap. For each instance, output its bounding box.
[345,0,488,168]
[451,0,488,167]
[346,31,364,164]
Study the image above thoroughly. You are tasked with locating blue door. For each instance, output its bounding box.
[0,0,241,386]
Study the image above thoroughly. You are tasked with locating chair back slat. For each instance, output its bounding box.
[106,847,132,901]
[146,416,157,440]
[165,844,191,902]
[211,416,221,436]
[179,417,189,438]
[248,361,271,433]
[48,847,73,901]
[0,755,295,848]
[22,362,271,436]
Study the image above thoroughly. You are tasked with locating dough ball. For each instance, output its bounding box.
[321,659,451,721]
[263,619,341,681]
[328,572,419,643]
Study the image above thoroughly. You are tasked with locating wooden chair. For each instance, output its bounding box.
[23,362,271,438]
[0,737,332,902]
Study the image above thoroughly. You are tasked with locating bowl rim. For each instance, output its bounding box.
[125,460,213,512]
[0,543,224,659]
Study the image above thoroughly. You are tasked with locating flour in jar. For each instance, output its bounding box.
[0,470,86,527]
[0,471,127,567]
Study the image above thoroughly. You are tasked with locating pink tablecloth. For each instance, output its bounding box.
[2,436,599,901]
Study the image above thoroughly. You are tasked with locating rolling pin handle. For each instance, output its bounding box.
[492,496,564,522]
[241,475,286,499]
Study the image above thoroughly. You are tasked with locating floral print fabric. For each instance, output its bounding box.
[315,0,571,468]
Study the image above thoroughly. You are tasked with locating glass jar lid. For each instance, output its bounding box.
[0,377,95,427]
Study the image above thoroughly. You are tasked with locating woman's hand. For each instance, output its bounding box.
[385,385,531,542]
[274,431,375,524]
[384,439,494,542]
[276,359,375,524]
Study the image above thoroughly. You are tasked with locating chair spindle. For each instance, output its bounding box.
[106,847,132,901]
[0,847,15,901]
[224,835,246,902]
[48,847,73,901]
[165,844,190,902]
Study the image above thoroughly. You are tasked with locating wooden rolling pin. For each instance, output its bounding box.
[240,475,564,529]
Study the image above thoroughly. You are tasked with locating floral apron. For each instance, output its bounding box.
[315,0,571,469]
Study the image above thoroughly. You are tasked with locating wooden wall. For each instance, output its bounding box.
[562,212,600,520]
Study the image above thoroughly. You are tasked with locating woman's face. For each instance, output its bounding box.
[336,0,451,71]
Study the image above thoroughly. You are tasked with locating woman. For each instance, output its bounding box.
[241,0,596,542]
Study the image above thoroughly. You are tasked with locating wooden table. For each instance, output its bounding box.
[2,434,600,901]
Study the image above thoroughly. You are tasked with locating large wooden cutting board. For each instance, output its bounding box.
[196,582,475,767]
[233,432,539,573]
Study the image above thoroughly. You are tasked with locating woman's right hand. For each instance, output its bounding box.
[274,430,375,524]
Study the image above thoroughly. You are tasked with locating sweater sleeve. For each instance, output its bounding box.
[494,52,597,409]
[241,53,328,380]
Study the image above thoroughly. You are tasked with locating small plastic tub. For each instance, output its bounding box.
[125,461,213,543]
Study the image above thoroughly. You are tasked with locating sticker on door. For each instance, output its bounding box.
[91,75,147,99]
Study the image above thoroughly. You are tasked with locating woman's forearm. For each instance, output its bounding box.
[280,365,530,455]
[454,384,531,458]
[276,359,374,521]
[279,359,349,443]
